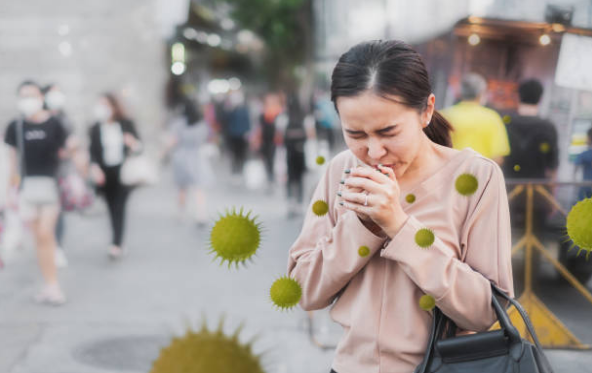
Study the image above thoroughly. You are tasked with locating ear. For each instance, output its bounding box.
[422,94,436,128]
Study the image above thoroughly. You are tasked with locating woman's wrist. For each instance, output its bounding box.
[384,212,409,239]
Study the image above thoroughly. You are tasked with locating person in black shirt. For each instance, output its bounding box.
[502,79,559,231]
[3,80,67,305]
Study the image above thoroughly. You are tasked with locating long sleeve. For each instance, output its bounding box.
[380,162,513,331]
[287,156,387,311]
[88,124,101,165]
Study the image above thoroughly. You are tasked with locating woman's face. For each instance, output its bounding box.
[337,91,434,179]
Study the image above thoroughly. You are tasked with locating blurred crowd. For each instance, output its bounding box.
[1,71,591,306]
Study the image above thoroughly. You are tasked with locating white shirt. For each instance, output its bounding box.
[100,122,124,166]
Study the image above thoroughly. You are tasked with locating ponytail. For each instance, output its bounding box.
[423,110,453,147]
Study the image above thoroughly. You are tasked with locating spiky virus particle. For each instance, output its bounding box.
[270,276,302,310]
[316,156,326,165]
[539,142,551,154]
[455,173,479,196]
[502,115,512,124]
[513,164,521,172]
[405,193,416,204]
[358,245,371,257]
[566,198,592,260]
[415,228,435,249]
[209,207,262,268]
[419,294,436,311]
[312,200,329,217]
[150,320,264,373]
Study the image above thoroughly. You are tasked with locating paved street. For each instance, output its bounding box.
[1,160,592,373]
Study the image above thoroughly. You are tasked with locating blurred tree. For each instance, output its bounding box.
[216,0,314,90]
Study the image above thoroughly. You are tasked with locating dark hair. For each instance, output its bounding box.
[182,98,202,126]
[587,127,592,141]
[330,40,452,147]
[42,83,58,95]
[102,92,129,122]
[17,80,41,94]
[518,79,544,105]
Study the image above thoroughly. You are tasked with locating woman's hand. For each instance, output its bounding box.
[123,133,140,152]
[339,165,408,238]
[90,164,105,186]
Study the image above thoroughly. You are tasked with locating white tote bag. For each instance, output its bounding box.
[243,158,267,191]
[120,155,159,187]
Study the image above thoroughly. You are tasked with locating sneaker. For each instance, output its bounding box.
[108,245,124,260]
[55,248,68,268]
[34,284,66,306]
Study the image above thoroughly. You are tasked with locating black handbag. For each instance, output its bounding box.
[415,284,554,373]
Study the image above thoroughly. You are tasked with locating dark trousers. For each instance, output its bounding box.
[101,165,129,246]
[260,143,276,183]
[228,136,248,174]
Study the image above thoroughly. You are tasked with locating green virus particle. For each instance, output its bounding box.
[502,115,511,124]
[312,200,329,217]
[455,173,478,196]
[358,245,371,257]
[566,198,592,260]
[405,193,416,204]
[270,276,302,311]
[209,207,262,268]
[316,156,325,165]
[539,142,550,153]
[415,228,435,249]
[150,319,264,373]
[419,294,436,311]
[513,164,521,172]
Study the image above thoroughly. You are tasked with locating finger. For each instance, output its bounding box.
[340,191,373,206]
[377,164,396,181]
[343,176,383,194]
[347,166,390,184]
[339,200,371,214]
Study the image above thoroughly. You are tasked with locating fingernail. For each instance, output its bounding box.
[344,169,351,174]
[337,191,342,197]
[339,201,344,206]
[340,179,345,184]
[382,172,388,176]
[378,163,383,167]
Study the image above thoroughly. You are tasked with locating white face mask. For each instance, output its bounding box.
[17,97,44,117]
[45,91,66,110]
[94,104,113,122]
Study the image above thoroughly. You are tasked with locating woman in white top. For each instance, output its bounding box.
[89,93,141,259]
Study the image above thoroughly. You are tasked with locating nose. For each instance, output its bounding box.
[367,137,387,161]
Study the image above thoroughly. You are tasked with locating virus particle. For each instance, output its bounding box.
[455,173,478,196]
[358,245,371,257]
[270,276,302,311]
[312,200,329,217]
[316,156,325,165]
[405,194,416,204]
[539,142,550,154]
[566,198,592,260]
[502,115,511,124]
[419,294,436,311]
[209,207,262,268]
[415,228,435,249]
[513,164,521,172]
[150,319,264,373]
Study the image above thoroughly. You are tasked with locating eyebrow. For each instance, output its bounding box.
[345,125,398,135]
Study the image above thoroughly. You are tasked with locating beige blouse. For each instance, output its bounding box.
[287,147,514,373]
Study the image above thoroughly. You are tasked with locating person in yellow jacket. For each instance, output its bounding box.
[442,73,510,166]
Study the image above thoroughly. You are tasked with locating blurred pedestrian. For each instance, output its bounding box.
[163,98,213,226]
[225,90,251,180]
[501,79,559,230]
[442,73,510,165]
[258,93,283,188]
[284,94,307,218]
[4,80,68,305]
[574,127,592,201]
[89,93,141,260]
[43,83,74,268]
[313,90,338,152]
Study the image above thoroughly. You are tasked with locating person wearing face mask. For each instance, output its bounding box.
[89,93,141,259]
[43,83,75,268]
[287,41,513,373]
[3,80,69,305]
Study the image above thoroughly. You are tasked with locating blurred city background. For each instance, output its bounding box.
[1,0,592,372]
